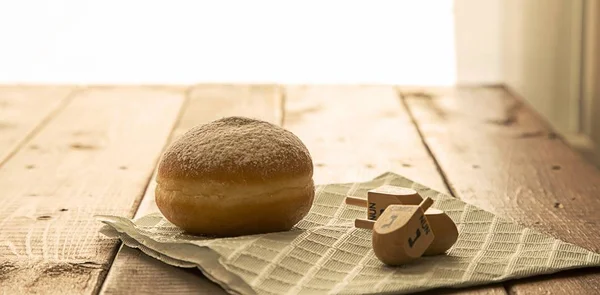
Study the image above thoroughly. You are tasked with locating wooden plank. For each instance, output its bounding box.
[0,86,74,166]
[400,86,600,295]
[284,85,447,190]
[0,86,185,294]
[100,84,282,295]
[283,85,506,295]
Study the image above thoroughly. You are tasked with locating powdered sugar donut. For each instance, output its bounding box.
[155,116,314,237]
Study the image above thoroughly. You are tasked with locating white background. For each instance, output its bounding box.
[0,0,498,85]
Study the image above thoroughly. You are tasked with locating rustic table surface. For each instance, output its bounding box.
[0,85,599,295]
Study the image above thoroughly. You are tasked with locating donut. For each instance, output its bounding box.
[155,116,315,237]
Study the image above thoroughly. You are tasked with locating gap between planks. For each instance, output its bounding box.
[395,87,508,295]
[396,87,458,198]
[125,87,194,218]
[0,86,187,295]
[91,86,193,294]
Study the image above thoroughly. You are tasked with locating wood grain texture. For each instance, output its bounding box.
[0,86,74,166]
[283,85,506,295]
[283,85,447,191]
[0,87,185,294]
[100,84,282,295]
[400,86,600,295]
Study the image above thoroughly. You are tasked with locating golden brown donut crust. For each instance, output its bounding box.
[156,179,314,236]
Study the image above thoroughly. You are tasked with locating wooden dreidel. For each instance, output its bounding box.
[355,208,459,256]
[371,197,434,266]
[419,208,458,256]
[345,185,422,220]
[349,185,459,256]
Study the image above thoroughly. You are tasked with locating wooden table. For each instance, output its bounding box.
[1,84,599,295]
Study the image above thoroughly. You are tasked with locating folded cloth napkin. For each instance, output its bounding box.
[98,172,600,295]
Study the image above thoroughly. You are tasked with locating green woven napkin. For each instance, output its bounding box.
[98,172,600,295]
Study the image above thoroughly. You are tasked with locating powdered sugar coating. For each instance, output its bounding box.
[157,116,313,184]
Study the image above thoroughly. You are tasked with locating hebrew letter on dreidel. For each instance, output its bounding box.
[372,197,435,266]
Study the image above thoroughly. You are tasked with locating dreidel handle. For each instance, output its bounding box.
[345,196,368,207]
[418,197,434,212]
